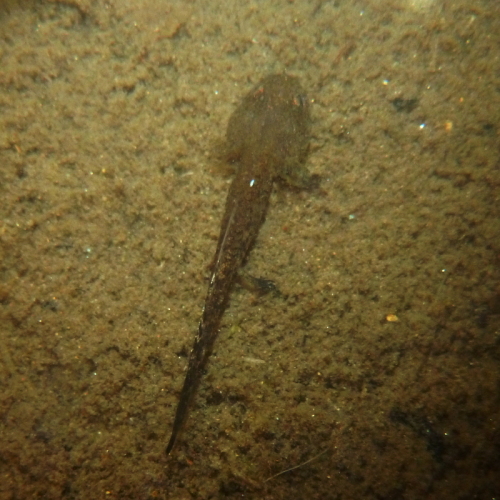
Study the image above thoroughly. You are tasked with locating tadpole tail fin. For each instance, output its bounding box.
[166,319,220,455]
[166,229,238,455]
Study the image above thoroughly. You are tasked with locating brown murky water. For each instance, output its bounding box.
[1,0,499,498]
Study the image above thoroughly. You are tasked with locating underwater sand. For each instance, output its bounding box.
[1,0,499,498]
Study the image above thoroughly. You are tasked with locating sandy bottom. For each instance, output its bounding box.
[1,0,499,498]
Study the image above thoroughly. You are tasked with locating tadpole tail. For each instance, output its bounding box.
[166,205,243,455]
[166,318,221,455]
